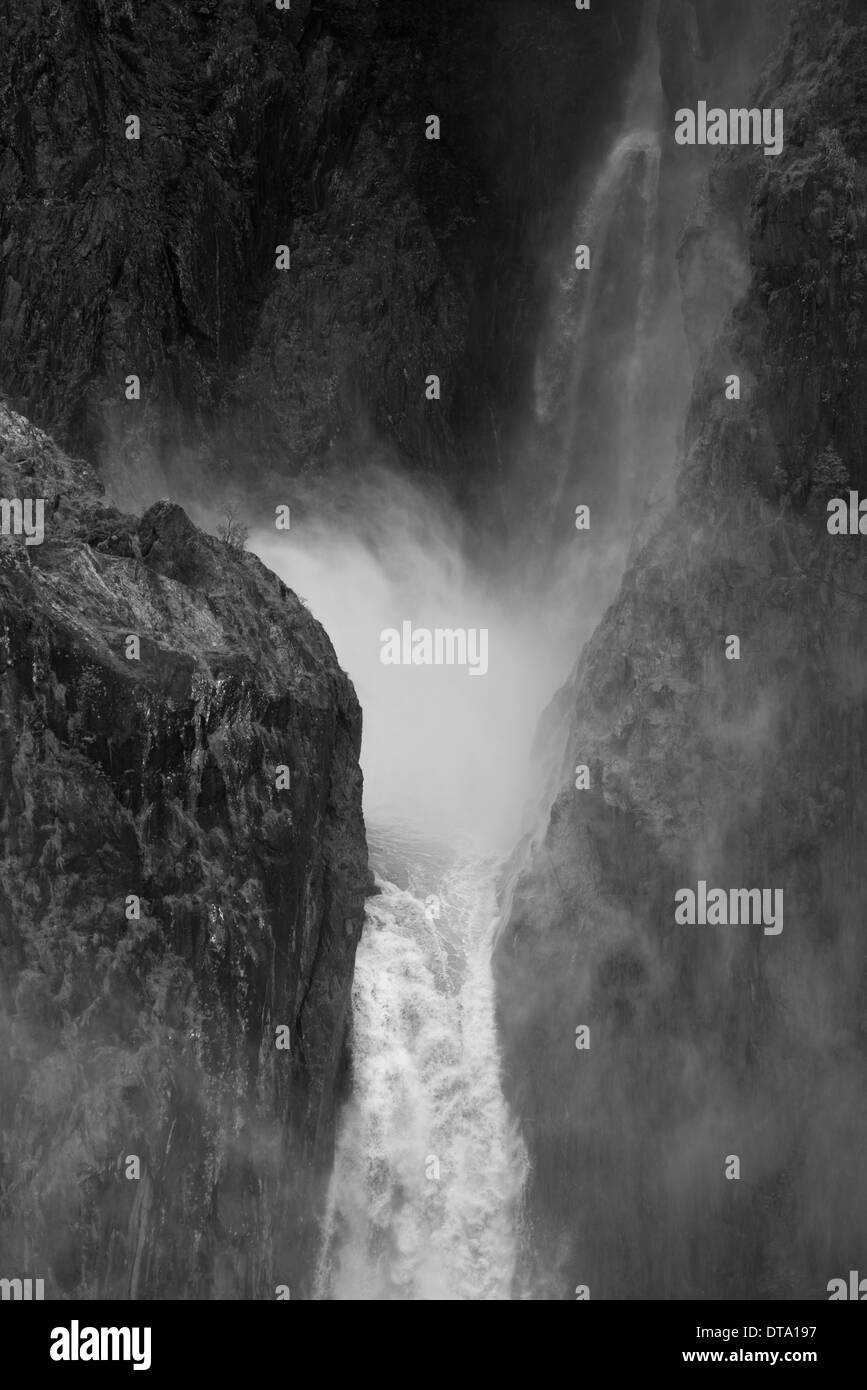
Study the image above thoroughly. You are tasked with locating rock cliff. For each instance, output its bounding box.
[495,0,867,1300]
[0,403,368,1297]
[0,0,644,511]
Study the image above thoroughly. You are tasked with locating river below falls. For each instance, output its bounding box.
[314,821,528,1301]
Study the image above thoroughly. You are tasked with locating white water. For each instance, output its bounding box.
[255,507,550,1300]
[253,493,567,1301]
[314,841,528,1300]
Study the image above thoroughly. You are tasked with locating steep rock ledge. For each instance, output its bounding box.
[495,0,867,1300]
[0,404,368,1297]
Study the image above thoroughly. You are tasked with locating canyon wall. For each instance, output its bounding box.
[0,403,368,1297]
[495,0,867,1300]
[0,0,643,512]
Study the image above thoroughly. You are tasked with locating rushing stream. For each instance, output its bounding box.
[314,827,527,1300]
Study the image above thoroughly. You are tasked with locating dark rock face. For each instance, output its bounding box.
[495,0,867,1300]
[0,405,368,1297]
[0,0,644,509]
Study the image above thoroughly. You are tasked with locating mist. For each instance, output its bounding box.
[250,467,631,855]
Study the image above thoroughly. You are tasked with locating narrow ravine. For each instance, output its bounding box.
[256,2,689,1301]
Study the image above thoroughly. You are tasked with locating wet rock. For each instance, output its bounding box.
[495,0,867,1301]
[0,404,368,1298]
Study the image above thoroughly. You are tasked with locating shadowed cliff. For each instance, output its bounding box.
[494,0,867,1300]
[0,403,368,1297]
[0,0,644,514]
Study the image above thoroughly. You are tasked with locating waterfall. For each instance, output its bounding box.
[533,6,670,526]
[314,839,528,1301]
[287,2,685,1303]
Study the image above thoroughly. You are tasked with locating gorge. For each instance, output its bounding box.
[1,0,865,1304]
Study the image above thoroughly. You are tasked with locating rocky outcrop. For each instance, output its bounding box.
[0,404,368,1298]
[495,0,867,1300]
[0,0,643,511]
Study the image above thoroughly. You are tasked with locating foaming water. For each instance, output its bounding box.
[252,501,583,1299]
[314,838,528,1300]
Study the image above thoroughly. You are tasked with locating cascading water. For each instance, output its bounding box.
[533,4,671,528]
[314,837,528,1300]
[252,516,555,1303]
